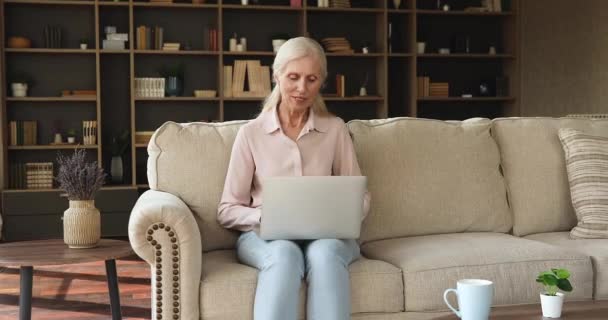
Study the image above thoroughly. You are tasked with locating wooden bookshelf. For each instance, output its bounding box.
[0,0,520,191]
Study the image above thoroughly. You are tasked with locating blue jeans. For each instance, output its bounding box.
[236,231,361,320]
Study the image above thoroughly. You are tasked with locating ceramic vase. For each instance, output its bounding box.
[63,200,101,249]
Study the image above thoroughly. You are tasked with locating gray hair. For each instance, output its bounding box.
[260,37,329,115]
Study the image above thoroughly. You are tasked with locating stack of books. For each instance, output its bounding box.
[429,82,449,97]
[82,121,97,145]
[223,60,271,98]
[162,42,180,51]
[25,162,54,189]
[103,28,128,50]
[9,121,37,146]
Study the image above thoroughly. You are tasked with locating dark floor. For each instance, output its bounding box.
[0,255,151,320]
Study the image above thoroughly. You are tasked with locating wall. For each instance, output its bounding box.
[520,0,608,116]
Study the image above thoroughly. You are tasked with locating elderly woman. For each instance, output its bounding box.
[217,37,370,320]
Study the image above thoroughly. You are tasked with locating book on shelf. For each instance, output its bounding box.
[223,66,233,97]
[417,76,432,97]
[135,78,165,98]
[290,0,302,7]
[227,60,271,98]
[335,74,345,97]
[82,120,97,145]
[9,121,37,146]
[9,162,54,189]
[203,25,219,51]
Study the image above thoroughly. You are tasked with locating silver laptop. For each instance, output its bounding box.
[260,176,367,240]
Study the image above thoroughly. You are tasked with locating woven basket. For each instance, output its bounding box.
[63,200,101,249]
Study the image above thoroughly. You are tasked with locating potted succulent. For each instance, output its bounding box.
[79,38,89,50]
[66,128,77,144]
[55,149,106,248]
[536,268,573,318]
[158,63,185,97]
[110,130,130,183]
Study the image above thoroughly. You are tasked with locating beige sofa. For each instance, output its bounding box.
[128,117,608,320]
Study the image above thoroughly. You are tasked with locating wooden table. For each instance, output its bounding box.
[0,239,134,320]
[432,300,608,319]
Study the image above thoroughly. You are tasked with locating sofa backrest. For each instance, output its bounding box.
[491,118,608,236]
[348,118,512,244]
[148,121,247,252]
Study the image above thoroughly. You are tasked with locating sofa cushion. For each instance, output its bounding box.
[148,121,247,252]
[558,128,608,239]
[200,250,404,320]
[491,118,608,236]
[525,232,608,299]
[361,232,593,312]
[347,118,511,244]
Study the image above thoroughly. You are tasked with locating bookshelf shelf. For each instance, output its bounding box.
[389,53,413,57]
[4,0,95,5]
[416,10,513,16]
[134,50,219,55]
[306,7,384,13]
[132,2,218,9]
[417,97,516,102]
[4,48,96,54]
[417,54,515,59]
[6,97,97,102]
[323,96,384,101]
[8,145,99,150]
[326,52,383,57]
[98,1,129,7]
[223,51,274,56]
[135,97,220,101]
[221,4,301,11]
[100,50,131,54]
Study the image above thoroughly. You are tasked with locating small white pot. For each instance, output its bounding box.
[67,136,76,144]
[11,83,28,97]
[80,43,88,49]
[540,292,564,318]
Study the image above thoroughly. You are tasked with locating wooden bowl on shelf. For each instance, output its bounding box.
[7,36,32,48]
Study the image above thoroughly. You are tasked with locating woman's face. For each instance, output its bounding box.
[276,55,323,113]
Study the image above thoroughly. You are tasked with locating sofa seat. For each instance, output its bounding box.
[199,250,404,320]
[361,232,593,312]
[525,232,608,299]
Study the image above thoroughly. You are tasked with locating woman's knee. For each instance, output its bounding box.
[306,239,350,268]
[264,240,305,273]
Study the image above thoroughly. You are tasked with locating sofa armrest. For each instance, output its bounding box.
[129,189,202,320]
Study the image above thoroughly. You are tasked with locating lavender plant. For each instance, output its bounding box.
[55,149,106,200]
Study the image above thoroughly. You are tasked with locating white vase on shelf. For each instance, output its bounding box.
[393,0,401,9]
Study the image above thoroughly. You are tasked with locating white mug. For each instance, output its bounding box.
[443,279,494,320]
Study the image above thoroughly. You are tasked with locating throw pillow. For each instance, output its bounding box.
[558,128,608,239]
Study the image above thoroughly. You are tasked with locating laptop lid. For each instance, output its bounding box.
[260,176,366,240]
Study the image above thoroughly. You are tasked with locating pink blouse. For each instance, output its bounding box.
[217,107,371,232]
